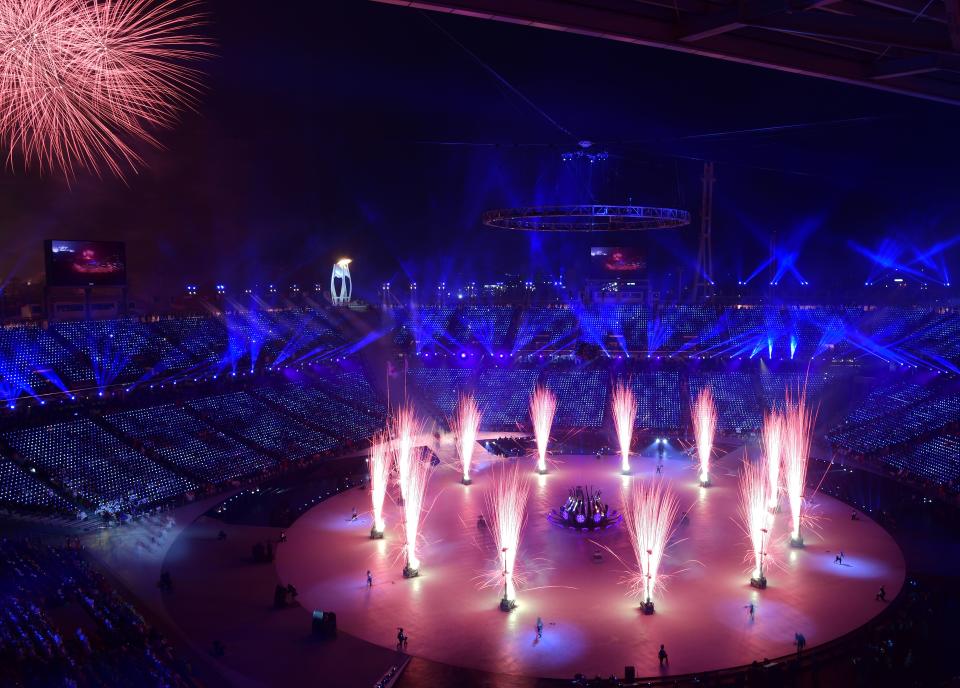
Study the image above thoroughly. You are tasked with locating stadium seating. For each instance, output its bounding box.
[623,372,682,430]
[3,419,195,511]
[474,368,540,429]
[187,392,338,459]
[655,304,723,353]
[153,316,226,367]
[447,306,514,352]
[844,379,935,427]
[829,392,960,454]
[105,404,276,483]
[0,539,193,687]
[393,306,455,351]
[0,324,75,397]
[50,319,163,385]
[408,367,473,418]
[325,371,387,416]
[882,434,960,485]
[513,308,577,353]
[256,384,382,443]
[1,306,959,408]
[689,372,762,431]
[0,460,74,512]
[545,368,608,427]
[757,369,832,411]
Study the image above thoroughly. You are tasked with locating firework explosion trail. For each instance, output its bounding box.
[529,386,556,474]
[368,432,391,537]
[692,387,717,485]
[622,479,680,607]
[762,411,784,512]
[390,403,422,503]
[485,465,529,608]
[0,0,210,177]
[401,447,432,576]
[452,394,482,484]
[783,391,816,544]
[611,382,638,474]
[738,456,771,582]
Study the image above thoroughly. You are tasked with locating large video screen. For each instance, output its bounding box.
[590,246,646,279]
[45,240,127,287]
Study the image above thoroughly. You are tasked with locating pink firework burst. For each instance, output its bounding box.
[389,403,423,503]
[762,410,784,512]
[367,432,391,538]
[691,387,716,485]
[737,455,771,582]
[0,0,210,178]
[400,447,432,575]
[622,479,680,606]
[451,393,482,484]
[528,386,556,474]
[484,464,529,607]
[783,390,816,544]
[610,382,637,474]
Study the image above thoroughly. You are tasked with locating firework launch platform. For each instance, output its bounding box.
[275,444,904,679]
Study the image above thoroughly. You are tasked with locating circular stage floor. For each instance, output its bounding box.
[276,442,905,679]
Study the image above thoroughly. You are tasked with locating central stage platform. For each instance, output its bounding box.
[276,443,904,679]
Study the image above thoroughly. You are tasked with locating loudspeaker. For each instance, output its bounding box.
[312,610,337,638]
[624,665,636,681]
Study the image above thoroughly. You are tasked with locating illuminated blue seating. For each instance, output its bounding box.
[623,372,682,430]
[545,368,608,427]
[0,460,73,511]
[105,404,275,483]
[408,367,473,417]
[689,372,761,431]
[256,383,382,442]
[475,368,540,429]
[3,419,195,510]
[187,392,337,459]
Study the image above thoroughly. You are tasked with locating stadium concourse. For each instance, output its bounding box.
[0,304,957,687]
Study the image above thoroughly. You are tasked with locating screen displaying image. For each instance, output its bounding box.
[590,246,646,278]
[45,240,127,287]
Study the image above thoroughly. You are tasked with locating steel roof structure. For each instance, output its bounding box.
[373,0,960,106]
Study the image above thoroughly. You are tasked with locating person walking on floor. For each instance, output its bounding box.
[658,644,668,667]
[745,602,755,620]
[876,585,886,602]
[367,570,373,588]
[536,617,543,639]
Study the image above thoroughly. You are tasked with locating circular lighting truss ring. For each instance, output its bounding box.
[481,205,691,232]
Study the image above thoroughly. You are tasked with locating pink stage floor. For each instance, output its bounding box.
[276,443,905,679]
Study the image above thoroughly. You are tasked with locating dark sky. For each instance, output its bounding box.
[2,0,959,301]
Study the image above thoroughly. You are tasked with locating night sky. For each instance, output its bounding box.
[2,0,959,301]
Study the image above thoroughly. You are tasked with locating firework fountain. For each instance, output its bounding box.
[485,465,530,611]
[738,457,771,588]
[0,0,210,177]
[692,387,717,486]
[368,433,391,539]
[611,382,638,475]
[390,403,422,504]
[452,394,482,485]
[529,386,557,475]
[623,479,680,614]
[401,447,432,578]
[783,392,815,547]
[762,411,784,512]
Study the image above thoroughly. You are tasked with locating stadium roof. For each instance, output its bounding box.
[374,0,960,106]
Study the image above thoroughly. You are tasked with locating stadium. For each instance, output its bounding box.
[0,2,958,688]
